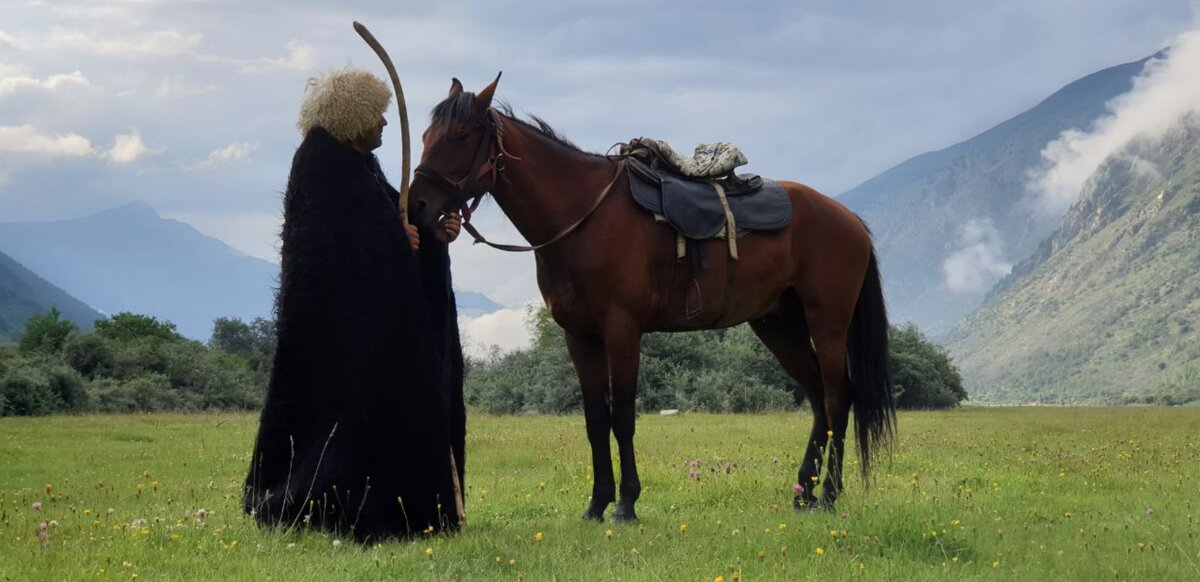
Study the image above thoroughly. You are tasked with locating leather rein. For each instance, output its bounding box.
[414,109,626,253]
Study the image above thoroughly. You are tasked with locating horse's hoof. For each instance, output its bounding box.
[611,508,639,523]
[814,496,837,512]
[792,495,818,511]
[582,502,608,521]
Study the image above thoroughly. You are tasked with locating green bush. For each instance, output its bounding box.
[87,374,183,413]
[18,307,77,354]
[890,324,967,409]
[64,334,115,379]
[0,359,63,415]
[95,312,185,344]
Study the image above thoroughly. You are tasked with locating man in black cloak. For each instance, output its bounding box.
[244,67,466,542]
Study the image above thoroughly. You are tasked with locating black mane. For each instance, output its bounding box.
[429,93,600,158]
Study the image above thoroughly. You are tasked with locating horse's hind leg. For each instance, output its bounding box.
[749,302,827,509]
[802,305,854,510]
[565,331,616,521]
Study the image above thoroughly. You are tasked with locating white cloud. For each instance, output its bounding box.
[199,41,315,74]
[0,69,92,96]
[459,304,536,359]
[47,5,130,21]
[0,124,96,182]
[942,218,1013,294]
[154,75,214,98]
[47,28,203,59]
[187,141,259,170]
[107,131,159,163]
[1028,26,1200,218]
[0,30,22,50]
[0,124,94,157]
[447,210,542,305]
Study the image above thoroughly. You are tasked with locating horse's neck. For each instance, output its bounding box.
[489,123,616,247]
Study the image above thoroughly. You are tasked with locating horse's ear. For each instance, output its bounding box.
[474,71,502,114]
[448,78,464,98]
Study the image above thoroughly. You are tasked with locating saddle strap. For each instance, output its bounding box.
[713,182,739,260]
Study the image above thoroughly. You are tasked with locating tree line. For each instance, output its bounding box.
[0,309,274,416]
[466,307,967,413]
[1,305,966,417]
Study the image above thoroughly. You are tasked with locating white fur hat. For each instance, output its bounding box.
[296,66,391,142]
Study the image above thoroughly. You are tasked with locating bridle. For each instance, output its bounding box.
[413,108,514,210]
[414,108,627,253]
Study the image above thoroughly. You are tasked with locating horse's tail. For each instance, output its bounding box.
[847,249,896,479]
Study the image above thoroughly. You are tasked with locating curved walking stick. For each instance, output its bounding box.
[353,21,411,226]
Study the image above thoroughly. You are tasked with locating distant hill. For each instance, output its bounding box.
[0,202,275,340]
[456,290,505,317]
[0,250,103,342]
[840,55,1157,336]
[0,202,506,341]
[948,119,1200,404]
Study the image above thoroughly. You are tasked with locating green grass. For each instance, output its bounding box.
[2,407,1199,580]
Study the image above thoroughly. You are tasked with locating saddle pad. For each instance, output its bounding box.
[629,170,792,239]
[643,138,748,178]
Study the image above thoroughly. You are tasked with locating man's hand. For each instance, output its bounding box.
[405,224,420,251]
[434,213,462,244]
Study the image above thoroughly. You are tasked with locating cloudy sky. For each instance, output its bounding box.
[1,0,1196,324]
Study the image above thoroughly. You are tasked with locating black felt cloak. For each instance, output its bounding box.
[244,126,465,541]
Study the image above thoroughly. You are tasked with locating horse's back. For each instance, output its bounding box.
[775,180,874,310]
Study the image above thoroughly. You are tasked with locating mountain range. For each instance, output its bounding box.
[948,118,1200,404]
[0,202,277,340]
[0,203,507,342]
[840,55,1157,337]
[0,249,102,342]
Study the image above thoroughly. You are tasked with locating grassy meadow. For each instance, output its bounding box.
[2,407,1199,580]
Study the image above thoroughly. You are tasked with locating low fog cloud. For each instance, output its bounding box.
[459,304,536,360]
[942,218,1013,294]
[1028,26,1200,218]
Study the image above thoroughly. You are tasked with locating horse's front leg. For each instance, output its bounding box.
[565,331,615,521]
[607,319,643,522]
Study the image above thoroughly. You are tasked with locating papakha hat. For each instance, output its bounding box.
[296,66,391,143]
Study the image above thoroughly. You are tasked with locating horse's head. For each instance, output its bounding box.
[410,74,503,231]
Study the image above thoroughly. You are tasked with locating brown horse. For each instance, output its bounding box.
[410,75,895,521]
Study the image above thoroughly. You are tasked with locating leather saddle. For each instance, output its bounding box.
[623,139,792,242]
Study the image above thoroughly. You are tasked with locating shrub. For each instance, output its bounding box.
[18,307,77,354]
[889,324,967,409]
[64,334,115,379]
[95,313,185,344]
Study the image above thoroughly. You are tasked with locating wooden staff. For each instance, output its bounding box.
[353,21,411,226]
